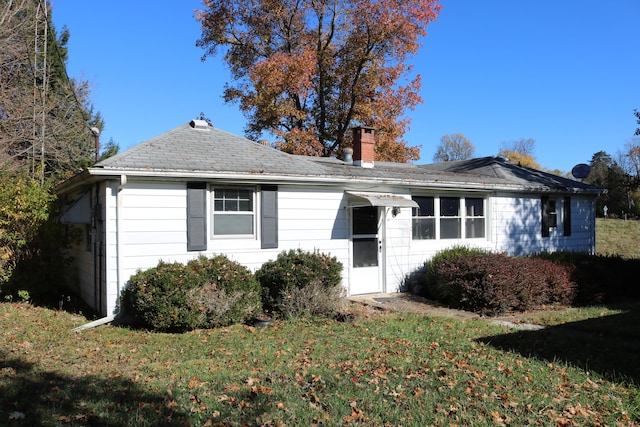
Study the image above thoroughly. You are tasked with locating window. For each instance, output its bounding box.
[352,206,379,268]
[542,196,571,237]
[412,196,435,239]
[465,198,485,238]
[440,197,461,239]
[412,195,486,240]
[213,188,254,236]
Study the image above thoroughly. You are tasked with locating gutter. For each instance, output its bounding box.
[73,174,127,332]
[60,167,557,194]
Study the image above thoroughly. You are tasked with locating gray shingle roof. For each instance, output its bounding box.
[96,121,328,176]
[84,121,601,195]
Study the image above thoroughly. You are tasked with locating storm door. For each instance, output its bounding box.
[350,206,383,294]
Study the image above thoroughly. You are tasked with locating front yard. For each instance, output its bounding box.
[1,302,638,426]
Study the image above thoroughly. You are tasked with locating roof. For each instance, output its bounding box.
[56,121,603,196]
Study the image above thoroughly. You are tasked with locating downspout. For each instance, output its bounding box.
[73,175,127,331]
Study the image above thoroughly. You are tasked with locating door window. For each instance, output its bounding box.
[352,206,379,268]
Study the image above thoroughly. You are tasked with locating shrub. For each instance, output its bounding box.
[122,255,261,332]
[421,246,490,302]
[422,248,576,315]
[536,252,640,303]
[186,255,262,328]
[122,261,202,332]
[255,249,343,318]
[0,174,58,301]
[276,279,345,319]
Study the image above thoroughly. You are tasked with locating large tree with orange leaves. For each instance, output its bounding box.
[196,0,440,162]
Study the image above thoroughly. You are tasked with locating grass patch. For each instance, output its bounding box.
[596,218,640,258]
[1,303,638,426]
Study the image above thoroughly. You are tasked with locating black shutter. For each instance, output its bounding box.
[187,183,207,251]
[261,185,278,249]
[541,196,550,238]
[563,196,571,236]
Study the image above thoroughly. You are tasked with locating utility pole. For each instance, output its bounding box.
[32,0,48,185]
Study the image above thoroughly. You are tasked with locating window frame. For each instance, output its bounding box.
[412,196,436,240]
[542,196,571,238]
[411,195,487,241]
[211,186,256,238]
[464,197,486,239]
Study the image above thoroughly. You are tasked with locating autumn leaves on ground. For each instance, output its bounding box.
[1,299,639,426]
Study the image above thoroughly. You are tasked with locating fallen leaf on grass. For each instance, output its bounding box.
[8,411,25,420]
[250,385,274,396]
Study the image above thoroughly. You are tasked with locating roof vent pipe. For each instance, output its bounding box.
[258,140,271,147]
[342,147,353,164]
[190,119,210,130]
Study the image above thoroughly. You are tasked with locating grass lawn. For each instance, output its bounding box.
[596,218,640,258]
[1,303,638,426]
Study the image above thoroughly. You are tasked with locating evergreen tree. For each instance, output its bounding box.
[0,0,103,182]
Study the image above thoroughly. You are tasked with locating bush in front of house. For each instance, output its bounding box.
[536,251,640,304]
[186,255,262,328]
[421,247,575,315]
[122,260,202,332]
[122,255,261,332]
[421,245,490,303]
[255,248,344,318]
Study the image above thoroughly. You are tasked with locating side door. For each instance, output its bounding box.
[350,206,383,295]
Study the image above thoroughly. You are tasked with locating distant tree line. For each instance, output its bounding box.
[432,110,640,219]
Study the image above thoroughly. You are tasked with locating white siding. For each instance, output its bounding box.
[79,179,597,317]
[104,181,119,315]
[492,193,596,255]
[98,182,353,315]
[382,206,413,292]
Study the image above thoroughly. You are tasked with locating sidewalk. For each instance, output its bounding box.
[347,292,480,321]
[348,292,545,330]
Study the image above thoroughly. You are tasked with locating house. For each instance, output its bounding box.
[56,120,602,317]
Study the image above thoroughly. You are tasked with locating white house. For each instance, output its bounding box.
[56,120,602,317]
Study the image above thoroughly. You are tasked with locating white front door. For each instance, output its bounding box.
[350,206,383,295]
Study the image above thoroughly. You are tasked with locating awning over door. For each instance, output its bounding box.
[346,191,419,208]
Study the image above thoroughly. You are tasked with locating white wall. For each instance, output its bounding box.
[99,182,352,315]
[81,180,597,316]
[492,193,596,255]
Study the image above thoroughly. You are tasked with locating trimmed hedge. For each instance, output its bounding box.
[255,249,343,318]
[122,255,261,332]
[421,247,575,315]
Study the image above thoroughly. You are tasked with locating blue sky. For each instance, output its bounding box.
[53,0,639,173]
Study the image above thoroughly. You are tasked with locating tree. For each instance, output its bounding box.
[0,1,102,299]
[98,137,120,161]
[0,0,103,182]
[616,137,640,216]
[585,151,631,217]
[616,138,640,180]
[498,138,541,169]
[196,0,441,162]
[432,133,474,162]
[634,109,640,136]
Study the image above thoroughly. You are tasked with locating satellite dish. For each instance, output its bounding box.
[571,163,591,180]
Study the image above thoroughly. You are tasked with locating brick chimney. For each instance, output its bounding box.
[352,126,375,168]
